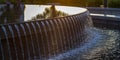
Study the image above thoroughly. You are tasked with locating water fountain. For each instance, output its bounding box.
[0,5,119,60]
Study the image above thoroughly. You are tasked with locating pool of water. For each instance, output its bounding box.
[48,28,120,60]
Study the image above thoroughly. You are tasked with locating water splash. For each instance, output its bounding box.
[48,28,119,60]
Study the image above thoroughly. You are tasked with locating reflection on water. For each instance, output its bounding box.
[48,28,120,60]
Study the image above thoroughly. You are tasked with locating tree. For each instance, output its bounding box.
[31,5,68,21]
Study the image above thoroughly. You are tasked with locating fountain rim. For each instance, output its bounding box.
[0,5,89,25]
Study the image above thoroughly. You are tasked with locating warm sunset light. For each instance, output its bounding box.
[0,0,120,60]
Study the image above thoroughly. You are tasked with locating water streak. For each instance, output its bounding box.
[65,18,73,49]
[25,23,36,58]
[70,17,76,48]
[20,24,31,60]
[0,38,4,60]
[64,18,72,49]
[45,21,53,57]
[35,22,46,58]
[49,20,59,55]
[31,23,41,59]
[8,25,18,60]
[41,21,51,57]
[2,26,12,60]
[54,20,64,54]
[14,25,25,60]
[57,19,67,52]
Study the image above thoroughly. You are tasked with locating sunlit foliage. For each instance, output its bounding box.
[31,6,68,20]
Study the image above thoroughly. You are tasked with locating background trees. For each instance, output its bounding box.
[0,0,120,8]
[31,6,68,20]
[108,0,120,8]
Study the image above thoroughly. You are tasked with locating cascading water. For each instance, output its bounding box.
[0,38,4,60]
[2,26,12,60]
[20,24,31,60]
[0,5,120,60]
[14,25,25,60]
[25,23,36,58]
[8,25,18,60]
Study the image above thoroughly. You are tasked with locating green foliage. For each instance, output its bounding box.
[31,6,68,20]
[87,0,103,7]
[108,0,120,8]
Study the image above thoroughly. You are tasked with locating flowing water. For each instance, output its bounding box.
[20,24,31,60]
[0,5,120,60]
[8,25,18,60]
[48,28,120,60]
[25,23,36,58]
[14,25,25,60]
[2,26,12,60]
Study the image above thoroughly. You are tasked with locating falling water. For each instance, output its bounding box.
[54,20,64,54]
[1,5,119,60]
[25,23,36,58]
[2,26,12,60]
[57,19,67,53]
[14,25,25,60]
[8,25,18,60]
[0,38,4,60]
[45,21,54,57]
[48,28,119,60]
[69,17,78,48]
[67,17,76,49]
[64,18,73,49]
[41,21,51,57]
[35,22,46,58]
[49,20,59,55]
[20,24,31,60]
[61,18,71,50]
[31,22,41,59]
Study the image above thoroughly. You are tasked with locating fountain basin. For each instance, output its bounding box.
[0,5,92,60]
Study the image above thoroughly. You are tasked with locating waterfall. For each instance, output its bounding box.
[0,5,95,60]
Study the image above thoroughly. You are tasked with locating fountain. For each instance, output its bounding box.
[0,5,119,60]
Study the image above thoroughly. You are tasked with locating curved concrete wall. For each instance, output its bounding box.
[0,6,91,60]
